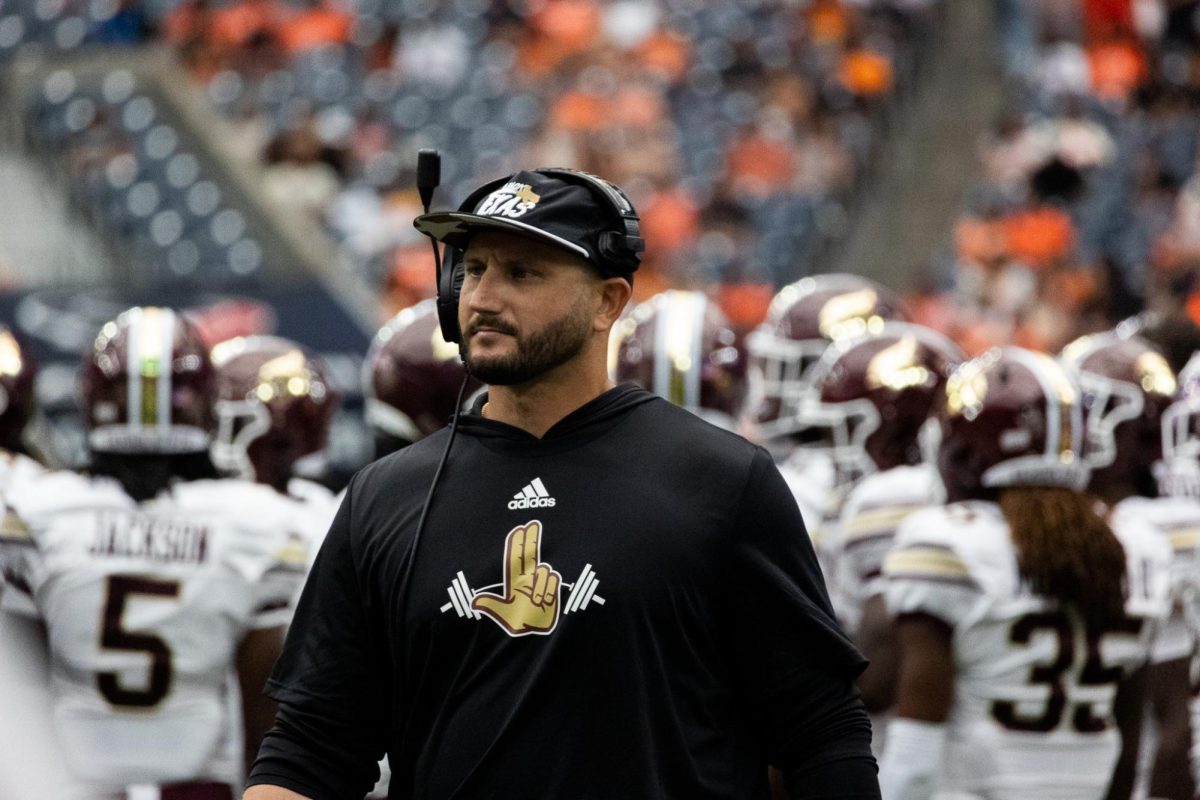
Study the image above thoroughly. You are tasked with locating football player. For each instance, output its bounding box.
[210,334,341,509]
[744,273,910,576]
[879,347,1171,799]
[0,323,84,800]
[1063,332,1197,798]
[0,307,311,798]
[612,289,747,430]
[363,298,478,458]
[811,322,963,738]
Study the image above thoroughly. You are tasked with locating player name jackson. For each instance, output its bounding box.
[89,511,210,564]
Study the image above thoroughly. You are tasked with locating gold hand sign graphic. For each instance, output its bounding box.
[471,521,562,636]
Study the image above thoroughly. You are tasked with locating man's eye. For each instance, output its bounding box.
[463,262,484,277]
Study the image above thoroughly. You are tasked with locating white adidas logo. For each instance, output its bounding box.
[508,477,556,510]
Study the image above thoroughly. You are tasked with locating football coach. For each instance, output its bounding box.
[244,168,878,799]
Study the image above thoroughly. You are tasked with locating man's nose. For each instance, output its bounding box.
[466,264,503,313]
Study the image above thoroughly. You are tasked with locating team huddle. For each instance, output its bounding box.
[1,271,1198,798]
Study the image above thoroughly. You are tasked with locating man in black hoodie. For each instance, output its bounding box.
[245,169,878,800]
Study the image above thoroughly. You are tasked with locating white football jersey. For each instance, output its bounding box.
[0,471,311,791]
[884,501,1171,799]
[778,449,846,581]
[833,463,941,637]
[286,476,342,570]
[0,450,45,495]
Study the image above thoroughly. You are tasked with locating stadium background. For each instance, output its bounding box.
[0,0,1197,485]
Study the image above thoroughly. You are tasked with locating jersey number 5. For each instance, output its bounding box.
[97,575,180,708]
[990,610,1143,733]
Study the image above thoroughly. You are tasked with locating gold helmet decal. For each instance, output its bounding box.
[866,335,932,392]
[1136,351,1177,397]
[0,329,22,378]
[254,350,327,403]
[946,358,989,420]
[819,289,886,341]
[430,325,461,363]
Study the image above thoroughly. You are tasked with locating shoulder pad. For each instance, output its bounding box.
[7,470,132,520]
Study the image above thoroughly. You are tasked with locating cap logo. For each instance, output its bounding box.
[475,182,542,219]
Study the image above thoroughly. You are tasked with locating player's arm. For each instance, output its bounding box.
[238,624,287,772]
[732,451,879,799]
[855,594,897,713]
[1146,655,1194,800]
[877,613,953,800]
[1105,664,1148,800]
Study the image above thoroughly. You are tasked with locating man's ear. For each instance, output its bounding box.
[595,277,633,332]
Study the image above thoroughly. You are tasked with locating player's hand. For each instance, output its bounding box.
[472,521,561,635]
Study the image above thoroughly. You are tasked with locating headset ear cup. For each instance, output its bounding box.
[437,246,463,345]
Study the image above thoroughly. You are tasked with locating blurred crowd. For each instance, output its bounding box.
[909,0,1200,359]
[160,0,939,322]
[2,0,941,327]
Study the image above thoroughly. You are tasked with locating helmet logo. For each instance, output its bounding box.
[476,182,542,219]
[1136,351,1176,397]
[254,350,323,402]
[946,361,989,420]
[0,331,23,377]
[819,289,883,341]
[430,327,461,363]
[866,335,931,392]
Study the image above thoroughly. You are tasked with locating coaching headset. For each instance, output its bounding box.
[415,156,645,345]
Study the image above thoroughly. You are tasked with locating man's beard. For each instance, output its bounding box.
[462,298,592,385]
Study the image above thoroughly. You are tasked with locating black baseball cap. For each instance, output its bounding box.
[413,169,642,279]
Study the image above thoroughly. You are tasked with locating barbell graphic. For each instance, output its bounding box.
[440,563,605,618]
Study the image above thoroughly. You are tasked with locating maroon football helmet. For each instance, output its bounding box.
[613,290,746,429]
[81,307,216,455]
[210,335,339,491]
[0,324,37,453]
[745,273,909,443]
[1060,332,1176,495]
[364,299,479,454]
[938,347,1088,502]
[810,322,964,477]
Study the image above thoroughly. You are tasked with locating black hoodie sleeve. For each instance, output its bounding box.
[247,478,387,799]
[729,449,879,799]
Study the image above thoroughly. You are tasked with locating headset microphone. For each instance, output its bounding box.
[417,149,444,282]
[416,148,440,209]
[400,149,469,627]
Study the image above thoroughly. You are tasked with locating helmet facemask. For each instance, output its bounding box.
[211,397,272,481]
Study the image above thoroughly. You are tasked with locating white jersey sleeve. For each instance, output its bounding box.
[778,450,836,542]
[0,450,46,495]
[883,502,989,628]
[833,464,939,635]
[1111,496,1200,664]
[2,472,312,790]
[777,450,845,587]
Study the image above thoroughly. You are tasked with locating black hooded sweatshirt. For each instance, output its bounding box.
[249,384,877,799]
